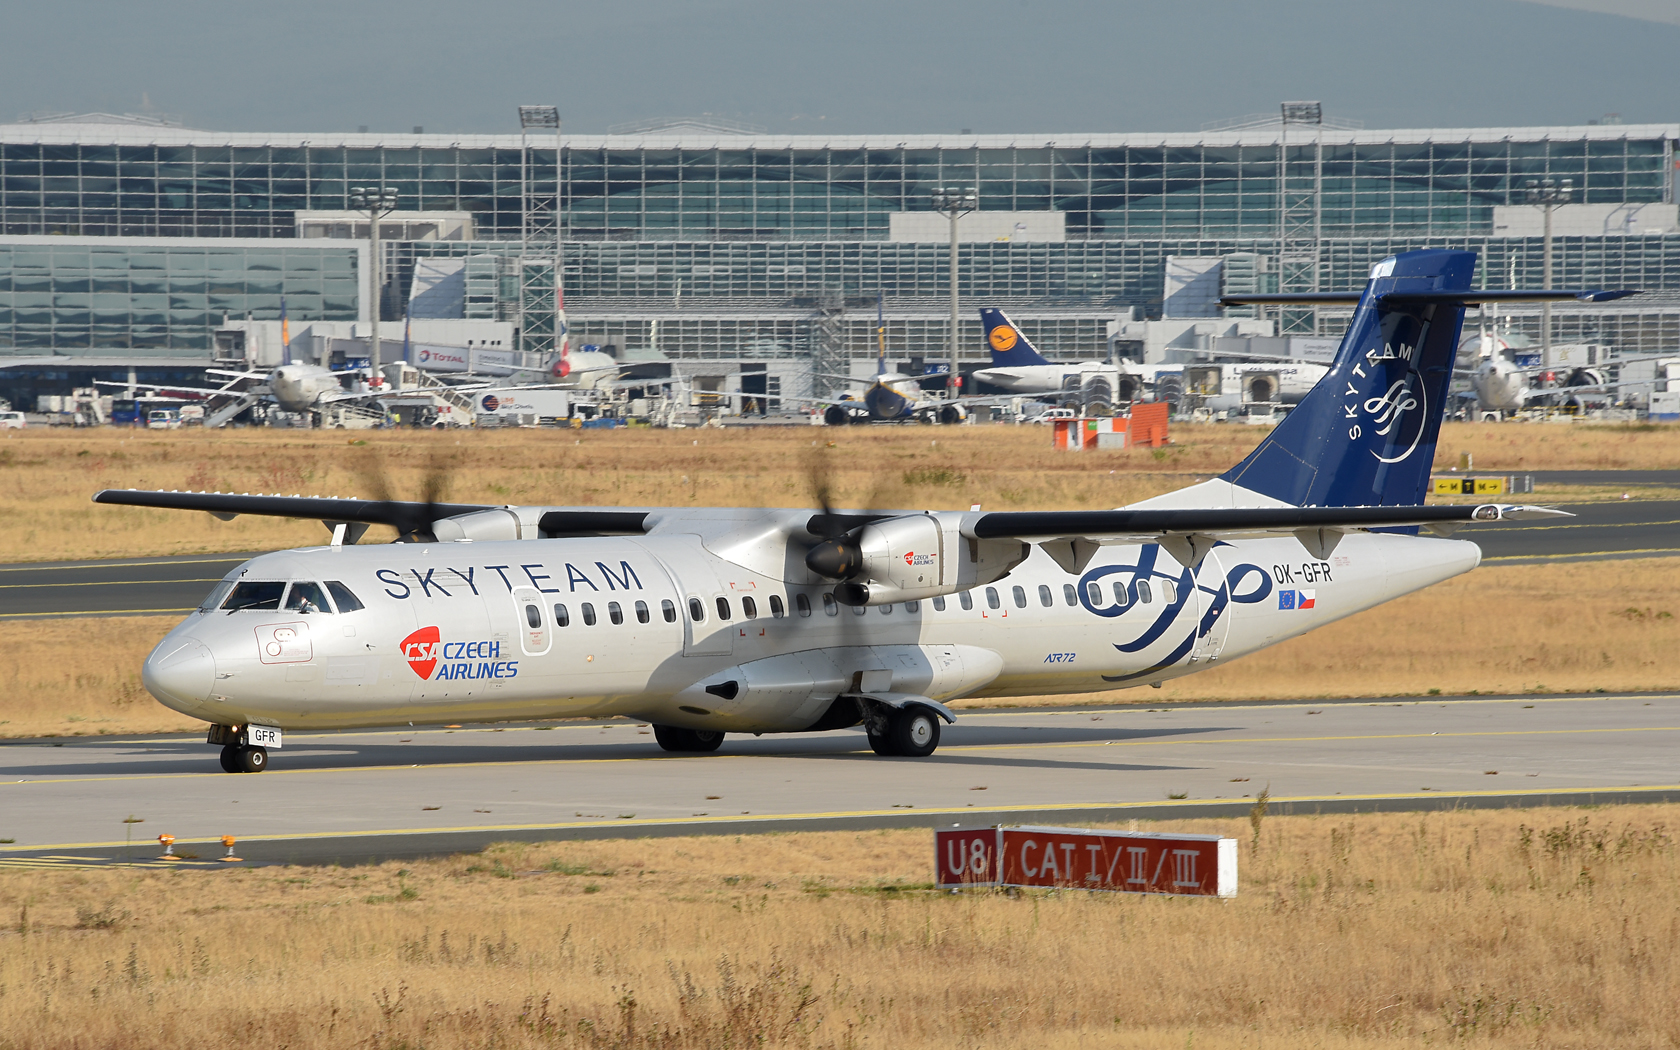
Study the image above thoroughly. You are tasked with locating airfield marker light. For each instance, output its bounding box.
[157,833,177,860]
[219,835,242,862]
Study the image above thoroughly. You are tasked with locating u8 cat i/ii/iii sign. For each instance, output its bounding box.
[936,825,1237,897]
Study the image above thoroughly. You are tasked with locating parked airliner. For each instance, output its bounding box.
[103,250,1616,773]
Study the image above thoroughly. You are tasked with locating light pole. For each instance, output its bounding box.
[349,185,399,387]
[1525,177,1572,378]
[930,186,978,398]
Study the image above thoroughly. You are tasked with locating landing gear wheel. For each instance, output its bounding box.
[237,746,268,773]
[219,745,241,773]
[885,707,940,757]
[652,724,725,753]
[866,729,894,756]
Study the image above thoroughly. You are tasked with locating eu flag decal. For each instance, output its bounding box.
[1278,589,1297,611]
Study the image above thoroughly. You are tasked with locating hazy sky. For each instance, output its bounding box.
[1,0,1674,135]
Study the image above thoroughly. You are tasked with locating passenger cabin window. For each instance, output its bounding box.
[662,599,677,623]
[1113,581,1130,607]
[1161,582,1177,604]
[326,581,364,612]
[1137,581,1154,604]
[198,581,234,614]
[822,594,839,616]
[959,591,974,611]
[582,603,598,626]
[1038,585,1053,608]
[688,597,705,623]
[852,602,866,616]
[932,596,946,612]
[285,581,331,614]
[608,601,624,625]
[769,595,785,618]
[742,596,757,619]
[796,594,812,617]
[905,600,920,613]
[525,604,542,629]
[222,581,285,612]
[554,603,570,627]
[1063,584,1078,606]
[716,597,732,621]
[1087,582,1104,606]
[879,603,893,614]
[985,587,1001,610]
[1012,585,1027,608]
[635,600,650,624]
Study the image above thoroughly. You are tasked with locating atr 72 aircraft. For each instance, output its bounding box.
[102,250,1614,774]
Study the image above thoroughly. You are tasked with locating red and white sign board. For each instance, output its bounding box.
[936,825,1237,898]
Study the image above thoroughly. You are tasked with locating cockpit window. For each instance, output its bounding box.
[198,580,235,614]
[221,581,286,612]
[325,581,364,612]
[284,581,332,614]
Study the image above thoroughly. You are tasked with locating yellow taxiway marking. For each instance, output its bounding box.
[5,725,1677,788]
[8,784,1680,855]
[0,555,250,573]
[0,607,194,620]
[1485,547,1680,562]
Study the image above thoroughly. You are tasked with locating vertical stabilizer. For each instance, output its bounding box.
[980,308,1051,367]
[1220,249,1475,508]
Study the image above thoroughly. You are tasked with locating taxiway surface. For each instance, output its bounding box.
[2,694,1674,867]
[4,499,1679,619]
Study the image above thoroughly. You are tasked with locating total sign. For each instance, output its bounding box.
[937,825,1237,897]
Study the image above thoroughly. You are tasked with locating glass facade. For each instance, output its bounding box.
[0,239,360,350]
[1,128,1672,241]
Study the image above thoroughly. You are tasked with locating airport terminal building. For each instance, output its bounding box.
[2,110,1678,407]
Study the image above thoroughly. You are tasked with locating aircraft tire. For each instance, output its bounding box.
[218,745,242,773]
[886,707,940,757]
[652,724,725,753]
[238,746,269,773]
[866,729,895,756]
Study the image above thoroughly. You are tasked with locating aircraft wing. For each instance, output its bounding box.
[91,489,652,541]
[1222,290,1639,307]
[967,503,1570,569]
[207,368,270,381]
[93,379,262,399]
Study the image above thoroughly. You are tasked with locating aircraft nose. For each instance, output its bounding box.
[142,636,216,712]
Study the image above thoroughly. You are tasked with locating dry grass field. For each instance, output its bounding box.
[1,804,1676,1048]
[2,420,1677,563]
[4,555,1676,739]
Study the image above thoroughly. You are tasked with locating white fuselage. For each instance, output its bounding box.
[144,525,1478,735]
[268,364,353,413]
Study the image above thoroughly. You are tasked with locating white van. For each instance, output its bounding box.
[1030,407,1078,425]
[0,410,25,430]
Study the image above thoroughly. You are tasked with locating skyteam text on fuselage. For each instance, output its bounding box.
[106,250,1624,773]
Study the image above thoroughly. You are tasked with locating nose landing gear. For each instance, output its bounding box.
[218,744,269,773]
[208,725,272,773]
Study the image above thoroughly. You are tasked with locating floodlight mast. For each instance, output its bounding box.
[519,105,563,359]
[931,187,978,399]
[349,185,399,389]
[1525,177,1573,377]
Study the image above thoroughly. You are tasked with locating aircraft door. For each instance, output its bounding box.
[510,586,552,656]
[1188,549,1231,664]
[651,546,733,657]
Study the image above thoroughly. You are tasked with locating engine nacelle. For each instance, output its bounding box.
[831,512,1029,606]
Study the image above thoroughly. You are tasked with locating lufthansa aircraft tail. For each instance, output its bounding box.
[980,308,1052,367]
[1216,248,1635,509]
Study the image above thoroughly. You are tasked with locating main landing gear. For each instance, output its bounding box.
[866,706,941,758]
[653,724,725,753]
[218,745,268,773]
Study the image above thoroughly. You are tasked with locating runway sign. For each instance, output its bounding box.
[938,825,1237,897]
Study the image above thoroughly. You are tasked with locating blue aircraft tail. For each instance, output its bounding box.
[980,308,1051,367]
[1220,249,1474,509]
